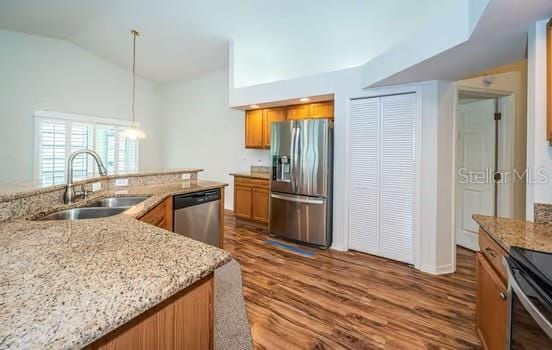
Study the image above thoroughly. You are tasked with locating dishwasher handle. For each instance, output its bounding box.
[173,189,221,210]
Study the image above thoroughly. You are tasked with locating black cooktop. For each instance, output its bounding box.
[510,247,552,295]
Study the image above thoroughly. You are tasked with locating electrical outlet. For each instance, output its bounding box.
[181,173,191,180]
[114,178,129,187]
[91,182,102,192]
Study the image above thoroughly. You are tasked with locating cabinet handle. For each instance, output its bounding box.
[484,247,497,258]
[499,292,508,300]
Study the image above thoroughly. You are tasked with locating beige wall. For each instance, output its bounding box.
[457,60,528,219]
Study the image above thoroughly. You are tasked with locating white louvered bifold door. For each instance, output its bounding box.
[379,94,416,264]
[349,93,416,264]
[349,97,380,255]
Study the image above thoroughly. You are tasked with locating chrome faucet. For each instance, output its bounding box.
[63,149,108,204]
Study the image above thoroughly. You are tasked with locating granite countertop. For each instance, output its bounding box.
[230,172,271,180]
[0,180,231,349]
[473,214,552,253]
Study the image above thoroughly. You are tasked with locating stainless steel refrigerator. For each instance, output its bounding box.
[269,119,333,248]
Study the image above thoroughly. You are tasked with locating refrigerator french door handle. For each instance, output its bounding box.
[291,125,300,193]
[293,125,301,192]
[270,193,325,205]
[290,126,296,192]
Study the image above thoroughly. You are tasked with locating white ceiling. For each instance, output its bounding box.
[0,0,458,84]
[367,0,552,86]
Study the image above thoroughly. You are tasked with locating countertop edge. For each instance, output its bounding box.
[81,254,232,348]
[472,214,552,254]
[229,172,271,180]
[472,214,511,252]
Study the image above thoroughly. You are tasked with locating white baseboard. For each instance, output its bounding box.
[419,263,455,275]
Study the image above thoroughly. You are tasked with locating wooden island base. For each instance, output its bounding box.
[85,274,214,350]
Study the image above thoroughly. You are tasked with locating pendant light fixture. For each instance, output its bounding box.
[121,29,146,140]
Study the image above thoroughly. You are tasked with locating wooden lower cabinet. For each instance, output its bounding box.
[234,186,252,219]
[139,197,173,231]
[85,274,214,350]
[251,188,269,224]
[476,239,509,350]
[233,176,269,224]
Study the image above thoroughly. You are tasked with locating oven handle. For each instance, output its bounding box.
[506,261,552,342]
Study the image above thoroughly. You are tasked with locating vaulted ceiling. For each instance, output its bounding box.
[0,0,459,84]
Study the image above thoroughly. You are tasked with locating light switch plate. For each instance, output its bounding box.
[114,178,129,187]
[181,173,191,180]
[91,182,102,192]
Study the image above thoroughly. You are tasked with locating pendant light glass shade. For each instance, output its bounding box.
[124,29,146,140]
[121,124,146,139]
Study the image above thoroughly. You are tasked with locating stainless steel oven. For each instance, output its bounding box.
[506,248,552,349]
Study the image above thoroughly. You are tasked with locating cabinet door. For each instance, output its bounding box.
[139,197,173,231]
[245,110,264,148]
[234,186,252,219]
[476,253,508,350]
[251,187,269,224]
[546,20,552,142]
[285,104,310,120]
[263,108,285,148]
[310,101,334,119]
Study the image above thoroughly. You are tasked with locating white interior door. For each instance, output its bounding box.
[349,97,380,255]
[379,94,416,264]
[455,99,495,250]
[349,93,416,264]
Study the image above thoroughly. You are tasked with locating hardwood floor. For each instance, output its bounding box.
[223,213,481,350]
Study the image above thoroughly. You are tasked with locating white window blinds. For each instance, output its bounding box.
[35,112,139,186]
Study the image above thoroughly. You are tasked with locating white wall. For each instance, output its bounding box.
[229,63,456,273]
[526,19,552,220]
[0,30,163,183]
[160,69,270,210]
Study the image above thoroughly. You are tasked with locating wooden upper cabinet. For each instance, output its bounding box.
[285,104,310,120]
[310,101,334,119]
[546,19,552,143]
[263,108,285,148]
[245,110,264,148]
[245,101,334,149]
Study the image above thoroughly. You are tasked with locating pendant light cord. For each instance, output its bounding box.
[131,30,139,126]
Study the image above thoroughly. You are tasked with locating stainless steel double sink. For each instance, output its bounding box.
[36,196,150,221]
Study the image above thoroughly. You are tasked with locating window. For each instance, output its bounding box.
[34,111,139,186]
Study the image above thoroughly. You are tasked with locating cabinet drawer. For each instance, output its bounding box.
[479,228,507,282]
[235,176,269,189]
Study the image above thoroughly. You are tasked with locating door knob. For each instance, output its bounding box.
[499,292,507,300]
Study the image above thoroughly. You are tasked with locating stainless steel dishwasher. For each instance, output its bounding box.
[173,189,221,247]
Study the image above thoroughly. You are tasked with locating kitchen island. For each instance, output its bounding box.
[0,173,230,349]
[472,214,552,350]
